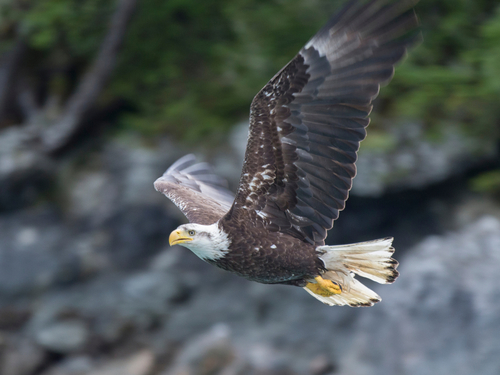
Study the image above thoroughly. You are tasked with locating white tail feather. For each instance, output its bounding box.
[304,237,399,307]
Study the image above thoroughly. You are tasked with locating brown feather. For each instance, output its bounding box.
[154,155,233,225]
[224,0,420,246]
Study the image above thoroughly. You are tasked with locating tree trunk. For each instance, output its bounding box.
[42,0,139,153]
[0,37,27,126]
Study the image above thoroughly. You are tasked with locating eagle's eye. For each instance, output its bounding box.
[188,230,196,236]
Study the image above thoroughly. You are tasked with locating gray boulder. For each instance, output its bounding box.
[35,320,89,353]
[340,216,500,375]
[353,122,497,196]
[0,207,86,297]
[0,127,55,211]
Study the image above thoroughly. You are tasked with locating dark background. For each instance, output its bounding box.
[0,0,499,374]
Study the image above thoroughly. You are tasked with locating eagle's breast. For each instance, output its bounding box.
[214,218,323,284]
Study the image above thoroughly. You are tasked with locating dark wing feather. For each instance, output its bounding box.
[154,154,234,225]
[224,0,420,246]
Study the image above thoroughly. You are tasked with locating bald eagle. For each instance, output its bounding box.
[155,0,419,306]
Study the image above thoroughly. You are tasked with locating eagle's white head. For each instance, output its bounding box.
[169,222,230,261]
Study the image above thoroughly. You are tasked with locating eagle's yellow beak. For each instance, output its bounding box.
[169,230,194,246]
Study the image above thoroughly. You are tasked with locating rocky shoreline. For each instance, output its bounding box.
[1,126,499,374]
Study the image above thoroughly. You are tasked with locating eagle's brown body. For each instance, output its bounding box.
[216,215,323,285]
[155,0,419,306]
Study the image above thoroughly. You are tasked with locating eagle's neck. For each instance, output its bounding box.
[185,222,231,261]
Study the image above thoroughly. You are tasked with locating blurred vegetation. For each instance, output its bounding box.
[112,0,340,139]
[385,0,500,140]
[1,0,500,141]
[470,169,500,199]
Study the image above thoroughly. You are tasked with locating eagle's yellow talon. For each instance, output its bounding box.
[305,276,342,296]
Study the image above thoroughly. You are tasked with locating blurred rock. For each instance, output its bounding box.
[106,204,173,269]
[0,207,84,297]
[40,356,95,375]
[309,355,335,375]
[40,351,154,375]
[1,124,499,375]
[91,350,154,375]
[66,170,118,227]
[162,324,235,375]
[160,260,361,374]
[102,137,186,208]
[0,127,55,211]
[65,138,173,225]
[353,122,497,196]
[27,270,185,351]
[339,216,500,375]
[36,320,89,353]
[0,137,183,299]
[62,138,178,269]
[0,305,32,331]
[0,335,47,375]
[148,246,183,272]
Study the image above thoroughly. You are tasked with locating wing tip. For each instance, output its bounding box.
[164,154,197,176]
[153,176,169,193]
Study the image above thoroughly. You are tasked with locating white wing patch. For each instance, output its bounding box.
[256,210,267,219]
[167,193,188,212]
[243,167,276,209]
[245,166,275,193]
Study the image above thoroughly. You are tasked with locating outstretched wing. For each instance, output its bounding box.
[154,154,234,225]
[225,0,420,246]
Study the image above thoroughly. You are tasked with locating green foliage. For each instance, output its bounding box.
[381,0,500,140]
[2,0,500,143]
[111,0,341,139]
[20,0,113,55]
[470,170,500,198]
[1,0,115,98]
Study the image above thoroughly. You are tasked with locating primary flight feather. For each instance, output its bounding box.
[155,0,420,306]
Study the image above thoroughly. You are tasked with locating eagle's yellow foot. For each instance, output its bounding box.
[305,276,342,297]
